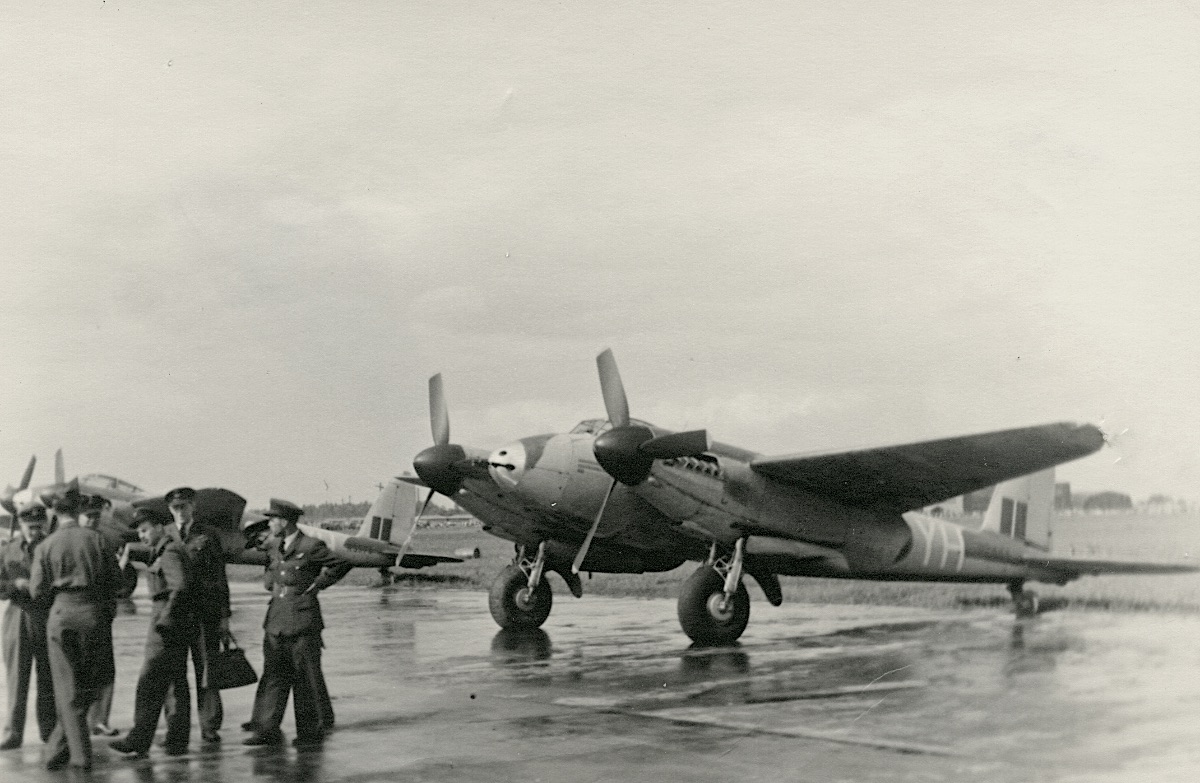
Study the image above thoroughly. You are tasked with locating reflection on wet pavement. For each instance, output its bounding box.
[3,583,1198,781]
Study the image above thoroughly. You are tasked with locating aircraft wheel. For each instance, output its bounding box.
[489,565,553,630]
[116,563,138,600]
[1014,590,1040,617]
[677,565,750,645]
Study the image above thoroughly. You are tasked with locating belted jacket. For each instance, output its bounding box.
[262,530,349,637]
[146,537,190,635]
[0,535,42,617]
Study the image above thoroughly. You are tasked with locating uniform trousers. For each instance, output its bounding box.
[86,609,116,730]
[43,594,113,768]
[1,602,55,744]
[123,602,190,753]
[249,632,327,740]
[164,617,223,744]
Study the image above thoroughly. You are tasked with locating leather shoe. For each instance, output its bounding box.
[164,743,189,756]
[242,731,284,747]
[240,720,261,732]
[292,736,323,751]
[45,751,70,771]
[108,737,147,758]
[93,723,120,737]
[201,730,220,743]
[0,736,21,751]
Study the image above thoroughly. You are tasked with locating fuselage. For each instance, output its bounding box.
[481,419,1070,585]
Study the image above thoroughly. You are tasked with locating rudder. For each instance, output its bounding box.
[357,479,419,544]
[981,468,1055,550]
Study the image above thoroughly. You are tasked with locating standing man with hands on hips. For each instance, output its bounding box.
[243,499,350,749]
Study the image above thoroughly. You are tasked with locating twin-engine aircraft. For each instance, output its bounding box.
[3,453,470,587]
[409,350,1197,645]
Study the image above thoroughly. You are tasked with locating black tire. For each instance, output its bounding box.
[1014,591,1040,617]
[116,563,138,600]
[488,565,553,630]
[677,565,750,645]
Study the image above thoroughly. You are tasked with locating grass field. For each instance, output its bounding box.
[229,511,1200,614]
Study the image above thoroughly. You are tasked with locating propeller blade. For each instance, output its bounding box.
[596,349,630,428]
[640,429,710,458]
[395,490,435,568]
[54,449,64,485]
[572,478,617,574]
[429,374,449,446]
[18,455,36,490]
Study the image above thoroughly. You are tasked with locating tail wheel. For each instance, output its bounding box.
[116,563,138,600]
[1014,591,1040,617]
[678,565,750,645]
[489,565,553,630]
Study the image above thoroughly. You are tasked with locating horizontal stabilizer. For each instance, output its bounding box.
[750,422,1104,512]
[1028,555,1199,577]
[344,537,463,568]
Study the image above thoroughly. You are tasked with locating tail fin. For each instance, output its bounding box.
[981,468,1055,550]
[356,479,419,544]
[55,449,65,485]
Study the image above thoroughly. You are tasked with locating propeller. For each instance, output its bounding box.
[1,455,38,515]
[573,349,711,574]
[592,349,711,486]
[394,488,436,568]
[412,374,470,498]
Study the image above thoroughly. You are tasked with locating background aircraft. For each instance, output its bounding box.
[408,350,1198,644]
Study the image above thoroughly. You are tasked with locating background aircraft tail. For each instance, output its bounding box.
[981,468,1055,550]
[357,479,420,544]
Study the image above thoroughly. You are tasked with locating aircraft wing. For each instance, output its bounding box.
[342,536,463,568]
[1027,555,1199,577]
[749,422,1104,513]
[396,475,428,487]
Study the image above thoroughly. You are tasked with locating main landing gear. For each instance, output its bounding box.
[1008,581,1040,617]
[678,539,751,645]
[489,542,553,630]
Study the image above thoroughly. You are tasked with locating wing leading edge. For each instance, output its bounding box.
[750,422,1104,513]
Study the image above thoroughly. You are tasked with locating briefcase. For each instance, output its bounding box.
[209,634,259,690]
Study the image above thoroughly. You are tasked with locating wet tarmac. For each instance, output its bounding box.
[3,583,1198,782]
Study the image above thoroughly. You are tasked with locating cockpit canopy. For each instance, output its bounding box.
[569,418,655,435]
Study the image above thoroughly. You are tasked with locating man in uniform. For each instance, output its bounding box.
[109,507,192,758]
[243,499,349,749]
[79,495,120,737]
[30,492,120,770]
[162,486,230,747]
[0,500,55,749]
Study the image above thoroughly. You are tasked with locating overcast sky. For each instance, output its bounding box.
[2,2,1197,509]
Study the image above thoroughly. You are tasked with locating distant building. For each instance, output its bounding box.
[1054,482,1072,511]
[963,487,993,515]
[1080,491,1133,512]
[923,495,964,517]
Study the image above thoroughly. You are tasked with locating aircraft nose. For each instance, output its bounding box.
[488,441,527,489]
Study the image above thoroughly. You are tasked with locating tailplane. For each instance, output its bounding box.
[982,468,1055,550]
[356,479,419,544]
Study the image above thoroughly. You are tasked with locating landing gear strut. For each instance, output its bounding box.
[1008,581,1040,617]
[489,543,553,629]
[678,539,751,645]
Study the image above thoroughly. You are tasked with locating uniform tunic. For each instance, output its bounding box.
[122,537,191,753]
[0,535,55,745]
[30,525,120,769]
[164,520,231,743]
[248,531,349,740]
